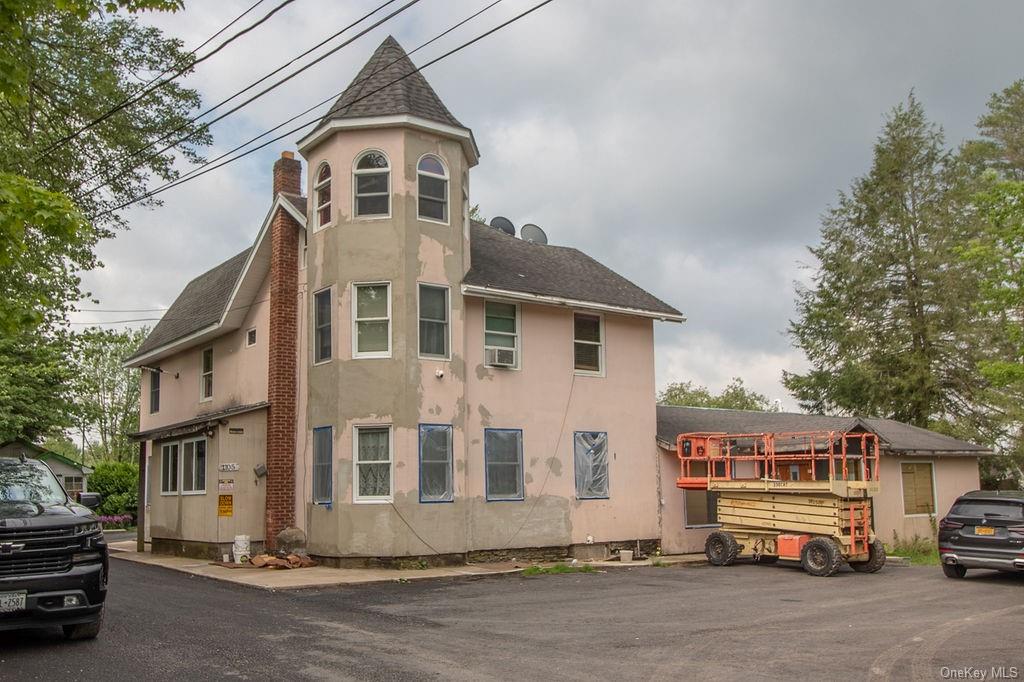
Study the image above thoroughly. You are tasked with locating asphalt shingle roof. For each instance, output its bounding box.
[281,192,306,216]
[465,222,681,317]
[128,248,251,361]
[656,406,992,455]
[317,36,464,130]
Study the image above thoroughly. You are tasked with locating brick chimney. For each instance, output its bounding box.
[265,151,301,549]
[273,150,302,198]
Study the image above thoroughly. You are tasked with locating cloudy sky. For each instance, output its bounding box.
[73,0,1024,409]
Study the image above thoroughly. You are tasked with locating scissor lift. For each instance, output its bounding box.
[676,430,886,576]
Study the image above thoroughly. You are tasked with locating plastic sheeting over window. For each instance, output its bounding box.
[419,424,453,502]
[574,431,608,499]
[485,429,523,500]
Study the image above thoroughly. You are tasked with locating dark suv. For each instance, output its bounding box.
[0,456,108,639]
[938,489,1024,579]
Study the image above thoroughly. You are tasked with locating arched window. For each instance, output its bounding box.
[417,154,448,223]
[315,163,331,228]
[353,151,390,217]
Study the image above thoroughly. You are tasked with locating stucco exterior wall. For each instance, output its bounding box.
[138,272,271,434]
[657,445,714,554]
[873,455,981,543]
[147,408,267,547]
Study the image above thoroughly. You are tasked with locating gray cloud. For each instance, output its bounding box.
[75,0,1024,409]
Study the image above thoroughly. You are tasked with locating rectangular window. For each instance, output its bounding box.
[181,438,207,494]
[353,283,391,357]
[419,424,453,502]
[484,429,523,501]
[246,328,257,347]
[418,284,449,359]
[418,174,447,222]
[484,301,518,368]
[574,431,609,499]
[573,313,603,374]
[149,369,160,414]
[314,288,332,363]
[685,490,720,527]
[64,476,84,497]
[200,348,213,400]
[312,426,333,504]
[901,462,935,515]
[160,443,179,494]
[355,426,392,501]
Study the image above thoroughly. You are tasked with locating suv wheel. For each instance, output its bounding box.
[942,563,967,579]
[63,610,103,640]
[801,537,842,577]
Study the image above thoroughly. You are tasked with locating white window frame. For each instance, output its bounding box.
[483,300,521,370]
[352,149,391,220]
[300,229,308,270]
[245,327,257,347]
[64,475,84,497]
[418,283,450,360]
[416,153,449,225]
[314,161,332,230]
[352,281,392,359]
[573,312,605,377]
[900,460,938,518]
[313,287,333,365]
[353,424,394,503]
[160,442,179,495]
[149,368,160,414]
[199,347,213,402]
[180,436,207,495]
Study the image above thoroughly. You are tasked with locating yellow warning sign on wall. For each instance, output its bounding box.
[218,494,233,517]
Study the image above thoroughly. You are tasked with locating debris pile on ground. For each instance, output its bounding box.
[248,553,318,570]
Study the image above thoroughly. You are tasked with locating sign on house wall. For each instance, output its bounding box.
[218,495,233,517]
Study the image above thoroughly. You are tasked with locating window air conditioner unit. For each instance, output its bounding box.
[485,347,516,368]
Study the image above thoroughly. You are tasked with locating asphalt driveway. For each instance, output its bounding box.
[0,560,1021,681]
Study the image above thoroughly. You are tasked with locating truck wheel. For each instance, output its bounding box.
[801,537,842,577]
[850,539,886,573]
[63,611,103,640]
[942,563,967,579]
[705,531,739,566]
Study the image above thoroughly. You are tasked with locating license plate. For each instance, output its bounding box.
[975,526,995,536]
[0,591,26,613]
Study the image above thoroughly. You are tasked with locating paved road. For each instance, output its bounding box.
[0,559,1021,681]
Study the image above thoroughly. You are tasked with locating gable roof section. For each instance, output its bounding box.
[317,36,463,130]
[655,405,992,456]
[464,222,683,320]
[0,440,92,474]
[125,193,307,366]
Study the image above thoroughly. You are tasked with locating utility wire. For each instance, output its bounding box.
[40,0,298,155]
[93,0,557,220]
[107,0,504,212]
[78,0,404,195]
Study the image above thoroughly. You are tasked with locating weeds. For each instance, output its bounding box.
[887,530,939,565]
[521,563,596,576]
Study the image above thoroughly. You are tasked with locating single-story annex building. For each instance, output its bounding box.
[0,440,94,498]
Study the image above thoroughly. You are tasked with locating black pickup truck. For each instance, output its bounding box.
[0,456,108,639]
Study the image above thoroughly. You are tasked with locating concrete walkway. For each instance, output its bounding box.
[107,541,706,591]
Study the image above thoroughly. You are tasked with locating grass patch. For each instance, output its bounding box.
[887,533,940,566]
[521,563,596,576]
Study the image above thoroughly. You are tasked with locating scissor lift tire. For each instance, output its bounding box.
[801,536,842,577]
[705,531,739,566]
[849,538,886,573]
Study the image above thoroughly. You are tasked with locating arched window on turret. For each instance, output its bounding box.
[315,162,332,229]
[353,150,390,217]
[417,154,448,223]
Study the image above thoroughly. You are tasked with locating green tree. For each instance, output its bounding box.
[784,94,988,438]
[0,332,75,442]
[69,327,146,462]
[659,377,780,412]
[88,459,140,517]
[962,79,1024,180]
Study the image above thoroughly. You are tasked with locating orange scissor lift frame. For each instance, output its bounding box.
[676,430,887,576]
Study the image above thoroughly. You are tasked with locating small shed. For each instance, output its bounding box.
[655,406,993,550]
[0,440,93,497]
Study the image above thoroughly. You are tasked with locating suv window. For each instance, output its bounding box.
[949,500,1024,520]
[0,459,68,505]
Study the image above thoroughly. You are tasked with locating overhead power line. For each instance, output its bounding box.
[93,0,558,220]
[79,0,405,196]
[40,0,298,155]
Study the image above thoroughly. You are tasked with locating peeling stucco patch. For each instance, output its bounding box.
[478,404,492,426]
[474,363,492,381]
[546,457,562,476]
[529,457,539,468]
[524,472,534,484]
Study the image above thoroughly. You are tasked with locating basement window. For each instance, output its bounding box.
[485,429,523,501]
[574,431,609,499]
[355,426,392,502]
[312,426,333,504]
[419,424,453,503]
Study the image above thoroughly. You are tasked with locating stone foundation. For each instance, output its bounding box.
[151,537,266,561]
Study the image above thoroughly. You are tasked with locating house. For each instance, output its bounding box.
[0,440,93,497]
[655,406,992,550]
[125,36,685,561]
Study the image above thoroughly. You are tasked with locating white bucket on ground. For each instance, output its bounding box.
[232,535,250,564]
[619,549,633,563]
